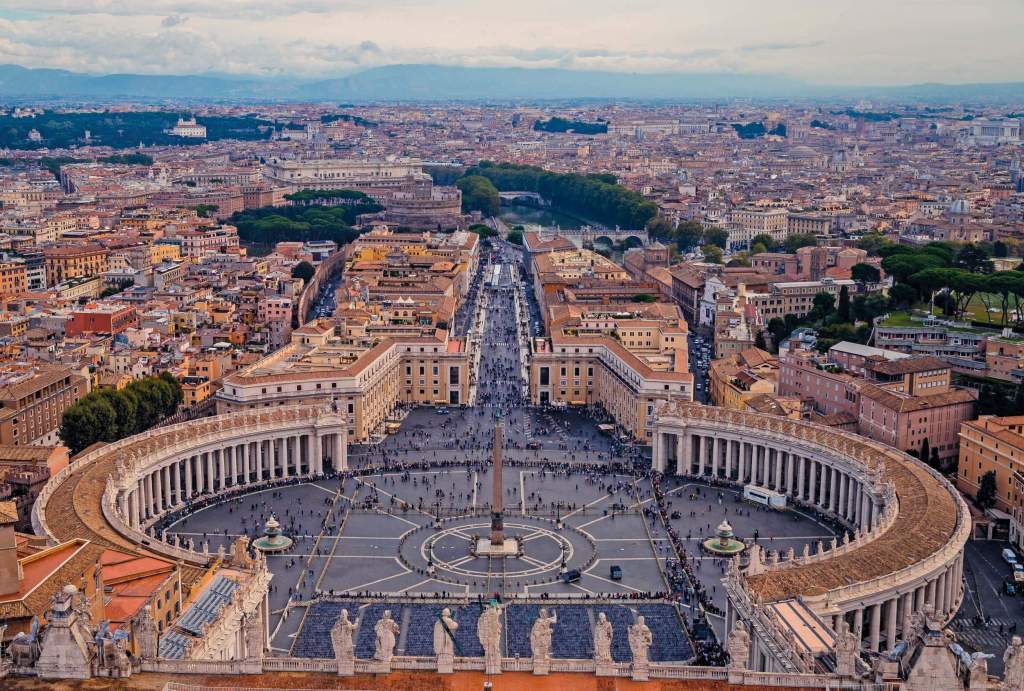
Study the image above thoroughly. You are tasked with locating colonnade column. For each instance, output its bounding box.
[185,456,193,501]
[869,603,881,652]
[334,432,345,471]
[885,597,898,651]
[712,436,720,478]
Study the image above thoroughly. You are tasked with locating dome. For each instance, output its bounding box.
[948,198,972,215]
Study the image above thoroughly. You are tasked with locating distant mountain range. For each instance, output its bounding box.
[0,63,1021,103]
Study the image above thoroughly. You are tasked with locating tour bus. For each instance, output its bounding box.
[742,484,787,510]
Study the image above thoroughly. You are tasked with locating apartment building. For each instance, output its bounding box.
[43,244,109,287]
[780,342,976,463]
[957,417,1024,542]
[0,366,88,446]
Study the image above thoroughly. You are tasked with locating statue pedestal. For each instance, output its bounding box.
[532,657,550,675]
[484,654,502,675]
[336,656,354,676]
[366,659,392,674]
[595,660,615,676]
[436,653,454,674]
[632,661,650,681]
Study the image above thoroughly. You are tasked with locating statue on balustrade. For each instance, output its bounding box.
[374,610,400,663]
[594,611,613,664]
[331,609,358,675]
[1003,635,1024,691]
[727,620,751,671]
[478,602,503,675]
[628,616,652,665]
[530,608,557,674]
[133,606,159,661]
[833,619,859,678]
[628,615,652,681]
[433,607,459,673]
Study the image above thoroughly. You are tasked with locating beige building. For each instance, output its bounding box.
[217,319,470,442]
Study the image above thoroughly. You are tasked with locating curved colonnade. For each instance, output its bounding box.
[33,406,348,570]
[652,402,970,657]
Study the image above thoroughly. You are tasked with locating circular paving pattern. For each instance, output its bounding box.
[399,514,596,588]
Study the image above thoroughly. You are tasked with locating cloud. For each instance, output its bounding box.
[740,41,825,53]
[161,15,188,28]
[0,2,1019,84]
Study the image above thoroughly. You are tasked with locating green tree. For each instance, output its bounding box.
[919,438,931,468]
[856,232,893,256]
[750,242,769,256]
[955,243,994,274]
[702,227,729,250]
[646,216,674,241]
[674,221,704,251]
[850,263,881,284]
[455,175,501,217]
[750,233,775,251]
[767,317,789,348]
[994,240,1008,258]
[291,261,315,283]
[976,470,998,510]
[812,291,835,319]
[701,244,724,264]
[507,229,523,246]
[837,285,851,323]
[783,233,817,253]
[631,293,657,303]
[888,283,917,310]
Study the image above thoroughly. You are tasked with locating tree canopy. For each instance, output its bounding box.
[456,175,501,217]
[463,161,657,229]
[60,372,182,455]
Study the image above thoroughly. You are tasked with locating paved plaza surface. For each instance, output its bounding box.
[163,242,841,654]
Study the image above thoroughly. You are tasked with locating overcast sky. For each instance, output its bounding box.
[0,0,1019,84]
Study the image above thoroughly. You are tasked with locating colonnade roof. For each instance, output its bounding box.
[40,407,326,595]
[659,402,963,603]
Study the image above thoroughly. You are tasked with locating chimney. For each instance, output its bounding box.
[0,500,22,596]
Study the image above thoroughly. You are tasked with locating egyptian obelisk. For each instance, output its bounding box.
[489,417,504,546]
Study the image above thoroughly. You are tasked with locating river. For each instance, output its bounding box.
[498,203,587,230]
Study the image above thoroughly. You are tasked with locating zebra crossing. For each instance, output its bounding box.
[952,616,1020,653]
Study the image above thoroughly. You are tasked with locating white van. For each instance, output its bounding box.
[743,484,787,510]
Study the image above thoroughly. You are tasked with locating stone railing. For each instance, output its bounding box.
[149,656,889,689]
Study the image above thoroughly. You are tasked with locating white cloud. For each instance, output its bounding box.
[0,1,1019,84]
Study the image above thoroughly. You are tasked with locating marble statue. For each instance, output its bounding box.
[968,653,989,690]
[628,616,652,665]
[478,602,503,675]
[331,609,358,675]
[433,607,459,673]
[727,620,751,671]
[594,612,613,663]
[374,610,400,663]
[134,606,159,661]
[530,608,557,674]
[1003,635,1024,691]
[833,619,859,678]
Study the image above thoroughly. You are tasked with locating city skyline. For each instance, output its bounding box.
[0,0,1021,85]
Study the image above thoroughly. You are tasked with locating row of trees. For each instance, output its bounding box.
[229,195,382,248]
[532,117,608,135]
[878,240,1024,325]
[60,372,183,455]
[462,161,658,229]
[456,175,501,217]
[646,219,729,251]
